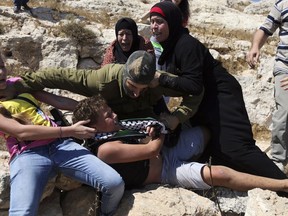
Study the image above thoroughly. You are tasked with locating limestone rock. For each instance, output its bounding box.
[0,0,288,215]
[115,185,221,216]
[245,188,288,216]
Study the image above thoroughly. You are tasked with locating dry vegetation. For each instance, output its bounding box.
[0,0,131,29]
[58,21,97,46]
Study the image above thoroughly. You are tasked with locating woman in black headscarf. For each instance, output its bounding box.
[149,1,287,181]
[101,17,154,66]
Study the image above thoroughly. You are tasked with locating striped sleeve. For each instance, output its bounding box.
[260,2,282,35]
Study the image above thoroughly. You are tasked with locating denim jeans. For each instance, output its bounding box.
[9,138,124,216]
[13,0,29,7]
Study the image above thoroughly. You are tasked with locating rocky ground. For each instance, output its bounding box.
[0,0,288,215]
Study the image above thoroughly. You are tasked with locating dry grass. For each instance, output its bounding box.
[0,0,131,29]
[0,0,12,7]
[251,123,271,141]
[58,21,97,46]
[0,23,5,35]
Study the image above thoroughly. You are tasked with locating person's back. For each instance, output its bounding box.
[149,1,288,180]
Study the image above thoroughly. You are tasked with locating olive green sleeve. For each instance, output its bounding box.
[171,90,204,123]
[156,71,204,123]
[16,67,109,96]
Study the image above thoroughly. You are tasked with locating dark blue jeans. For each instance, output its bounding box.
[13,0,29,7]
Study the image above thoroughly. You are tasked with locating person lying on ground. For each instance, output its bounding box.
[72,94,288,195]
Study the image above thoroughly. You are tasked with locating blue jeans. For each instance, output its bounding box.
[13,0,29,7]
[9,138,124,216]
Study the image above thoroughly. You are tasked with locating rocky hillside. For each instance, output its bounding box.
[0,0,279,138]
[0,0,287,215]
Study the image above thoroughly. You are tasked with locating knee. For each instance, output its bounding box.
[105,175,125,195]
[113,177,125,193]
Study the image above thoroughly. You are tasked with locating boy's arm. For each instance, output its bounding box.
[97,134,164,164]
[32,91,78,111]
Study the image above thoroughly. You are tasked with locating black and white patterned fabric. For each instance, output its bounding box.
[94,118,167,141]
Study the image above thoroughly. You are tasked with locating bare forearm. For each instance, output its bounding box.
[33,91,78,111]
[6,124,63,141]
[0,115,95,141]
[98,136,164,164]
[251,29,269,50]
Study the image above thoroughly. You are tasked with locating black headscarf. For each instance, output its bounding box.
[114,17,140,64]
[150,1,186,65]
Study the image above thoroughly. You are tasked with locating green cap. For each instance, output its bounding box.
[124,51,156,84]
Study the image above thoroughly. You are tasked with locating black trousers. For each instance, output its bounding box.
[192,66,287,180]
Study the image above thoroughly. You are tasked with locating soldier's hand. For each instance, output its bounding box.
[149,71,161,88]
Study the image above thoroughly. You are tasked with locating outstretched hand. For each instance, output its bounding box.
[69,120,96,139]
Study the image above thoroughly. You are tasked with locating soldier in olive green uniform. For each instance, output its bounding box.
[0,51,203,130]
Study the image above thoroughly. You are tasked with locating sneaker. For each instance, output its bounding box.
[22,3,31,10]
[13,6,21,13]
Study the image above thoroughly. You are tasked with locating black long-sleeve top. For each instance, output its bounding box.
[158,31,215,96]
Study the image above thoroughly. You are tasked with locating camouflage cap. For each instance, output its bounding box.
[124,50,156,84]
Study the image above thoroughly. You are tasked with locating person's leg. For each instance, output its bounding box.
[52,138,124,216]
[9,146,55,216]
[160,127,210,188]
[168,126,208,161]
[196,67,287,179]
[22,0,31,10]
[202,165,288,192]
[13,0,22,13]
[271,74,288,171]
[13,0,21,6]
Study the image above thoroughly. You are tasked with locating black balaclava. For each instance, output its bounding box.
[122,50,156,97]
[114,17,140,64]
[150,1,185,65]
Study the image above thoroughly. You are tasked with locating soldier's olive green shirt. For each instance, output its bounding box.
[15,64,203,123]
